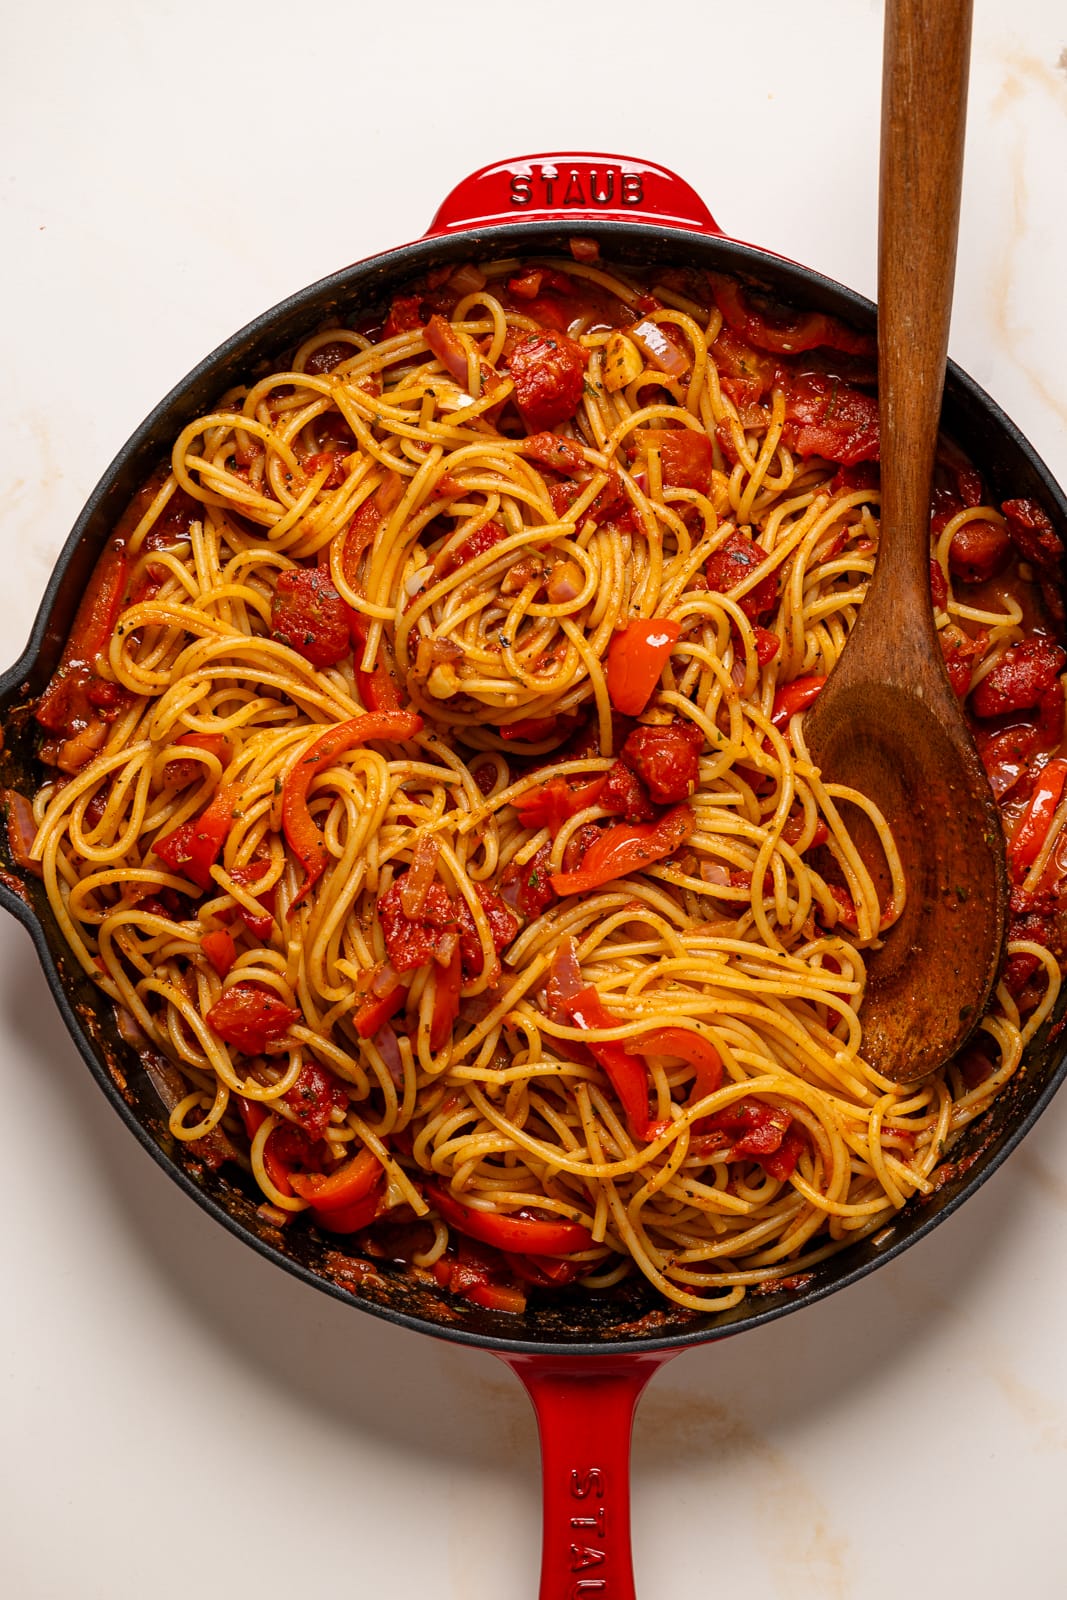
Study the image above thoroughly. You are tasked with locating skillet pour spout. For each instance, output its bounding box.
[2,151,1066,1600]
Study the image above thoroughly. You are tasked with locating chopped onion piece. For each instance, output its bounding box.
[405,565,432,597]
[700,861,731,886]
[630,319,689,378]
[546,559,584,604]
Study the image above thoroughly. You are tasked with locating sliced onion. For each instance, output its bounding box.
[256,1202,292,1228]
[405,565,433,597]
[547,936,584,1003]
[371,960,402,998]
[115,1004,149,1048]
[3,789,41,877]
[449,262,487,294]
[630,319,689,378]
[569,237,600,264]
[141,1049,187,1111]
[373,1024,405,1088]
[700,861,731,887]
[399,836,439,919]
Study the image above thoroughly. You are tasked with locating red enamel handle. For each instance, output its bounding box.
[426,153,722,238]
[499,1351,677,1600]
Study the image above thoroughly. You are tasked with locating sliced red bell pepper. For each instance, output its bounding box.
[429,945,463,1051]
[354,982,406,1038]
[606,619,682,716]
[1008,757,1067,880]
[549,804,695,896]
[349,610,405,712]
[153,783,242,891]
[771,675,826,730]
[428,1184,593,1254]
[559,986,667,1141]
[308,1177,385,1234]
[624,1025,723,1105]
[513,774,608,831]
[289,1146,380,1212]
[282,712,422,903]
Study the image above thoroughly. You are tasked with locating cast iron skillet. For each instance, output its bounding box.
[3,154,1067,1598]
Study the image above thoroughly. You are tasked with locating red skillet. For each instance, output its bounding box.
[2,153,1066,1600]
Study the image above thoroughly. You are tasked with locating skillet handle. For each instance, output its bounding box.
[499,1351,675,1600]
[426,153,722,238]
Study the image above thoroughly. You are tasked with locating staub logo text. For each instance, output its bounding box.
[509,164,644,210]
[567,1465,608,1595]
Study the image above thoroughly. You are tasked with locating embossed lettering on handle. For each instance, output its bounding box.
[426,153,721,238]
[500,1352,677,1600]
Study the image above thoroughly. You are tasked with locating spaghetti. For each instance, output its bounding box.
[17,251,1067,1316]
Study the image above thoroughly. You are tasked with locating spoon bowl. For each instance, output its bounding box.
[803,0,1007,1083]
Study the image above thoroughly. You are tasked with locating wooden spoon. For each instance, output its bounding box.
[802,0,1006,1084]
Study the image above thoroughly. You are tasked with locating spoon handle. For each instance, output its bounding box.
[877,0,973,602]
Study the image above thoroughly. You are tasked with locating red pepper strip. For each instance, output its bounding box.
[771,675,826,730]
[606,619,682,716]
[1008,757,1067,880]
[153,783,242,890]
[349,610,404,712]
[550,804,695,896]
[235,1096,267,1139]
[354,983,406,1038]
[308,1176,385,1234]
[429,945,463,1051]
[624,1026,723,1105]
[290,1146,380,1212]
[427,1184,594,1254]
[464,1280,529,1314]
[282,712,422,904]
[53,538,130,673]
[513,774,607,831]
[560,986,667,1141]
[235,1099,305,1200]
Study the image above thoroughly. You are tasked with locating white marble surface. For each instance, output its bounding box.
[3,3,1067,1596]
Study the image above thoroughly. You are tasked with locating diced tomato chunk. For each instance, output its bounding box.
[206,982,299,1054]
[940,624,987,698]
[507,330,590,431]
[642,429,713,492]
[706,532,777,620]
[456,886,519,978]
[974,721,1041,802]
[971,637,1066,719]
[378,879,458,971]
[1001,498,1063,572]
[501,840,556,918]
[383,295,424,339]
[947,520,1011,584]
[620,721,703,805]
[271,567,350,669]
[599,761,656,822]
[780,373,879,465]
[284,1061,347,1141]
